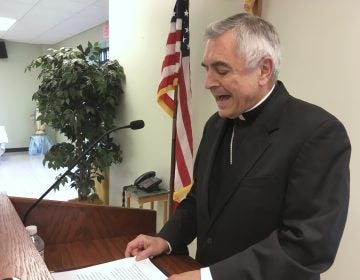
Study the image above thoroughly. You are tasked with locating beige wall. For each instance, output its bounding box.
[0,42,48,148]
[54,23,106,49]
[109,0,359,279]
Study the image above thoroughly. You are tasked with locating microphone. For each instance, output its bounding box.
[22,120,145,225]
[129,120,144,130]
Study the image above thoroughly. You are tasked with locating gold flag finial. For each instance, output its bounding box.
[244,0,262,17]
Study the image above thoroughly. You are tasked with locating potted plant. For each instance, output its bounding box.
[26,42,125,201]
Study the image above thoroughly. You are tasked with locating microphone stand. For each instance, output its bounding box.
[22,121,144,225]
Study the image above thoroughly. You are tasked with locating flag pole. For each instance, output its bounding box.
[169,85,178,218]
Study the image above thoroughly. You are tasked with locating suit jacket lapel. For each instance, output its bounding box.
[197,117,227,221]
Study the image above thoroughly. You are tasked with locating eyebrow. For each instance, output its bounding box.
[201,61,231,69]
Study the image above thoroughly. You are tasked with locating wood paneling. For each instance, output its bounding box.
[12,196,156,244]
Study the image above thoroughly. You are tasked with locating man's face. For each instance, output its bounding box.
[202,30,266,119]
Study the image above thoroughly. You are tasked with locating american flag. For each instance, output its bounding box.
[157,0,193,209]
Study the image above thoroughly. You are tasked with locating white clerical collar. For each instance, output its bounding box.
[239,83,276,120]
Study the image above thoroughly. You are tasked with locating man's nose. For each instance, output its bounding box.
[204,72,218,90]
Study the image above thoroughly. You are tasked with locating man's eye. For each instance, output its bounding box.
[216,68,229,76]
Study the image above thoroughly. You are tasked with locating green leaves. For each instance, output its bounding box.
[26,41,125,199]
[44,143,75,169]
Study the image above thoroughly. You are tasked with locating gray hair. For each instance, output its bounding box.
[205,13,281,80]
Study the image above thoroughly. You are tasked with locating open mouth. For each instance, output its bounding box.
[214,94,232,110]
[216,95,230,101]
[215,94,232,103]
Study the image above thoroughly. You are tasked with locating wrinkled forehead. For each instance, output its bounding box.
[202,31,243,64]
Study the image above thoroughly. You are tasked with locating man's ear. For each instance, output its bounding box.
[258,57,274,86]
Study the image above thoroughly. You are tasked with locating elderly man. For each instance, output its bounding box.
[125,13,351,280]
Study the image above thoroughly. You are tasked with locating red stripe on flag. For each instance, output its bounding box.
[158,74,178,90]
[172,201,180,213]
[175,134,192,187]
[178,64,193,152]
[158,93,174,113]
[161,53,181,71]
[166,30,183,45]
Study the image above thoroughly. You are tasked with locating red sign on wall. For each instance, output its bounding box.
[103,22,109,39]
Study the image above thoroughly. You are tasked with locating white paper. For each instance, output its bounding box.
[52,257,167,280]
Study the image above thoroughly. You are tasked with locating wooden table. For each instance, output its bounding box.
[125,186,169,225]
[45,236,200,276]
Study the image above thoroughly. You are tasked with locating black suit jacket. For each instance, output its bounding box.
[158,81,351,280]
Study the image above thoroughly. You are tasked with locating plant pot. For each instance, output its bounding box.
[68,197,104,205]
[95,168,109,205]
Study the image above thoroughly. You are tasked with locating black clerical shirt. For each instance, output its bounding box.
[207,88,276,213]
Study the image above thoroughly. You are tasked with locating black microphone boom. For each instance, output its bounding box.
[22,120,145,225]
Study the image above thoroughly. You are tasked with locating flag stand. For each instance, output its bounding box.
[168,85,179,218]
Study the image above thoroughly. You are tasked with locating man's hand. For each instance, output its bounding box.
[125,234,169,261]
[168,270,201,280]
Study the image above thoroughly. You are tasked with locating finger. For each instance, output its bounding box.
[126,244,146,257]
[135,246,155,261]
[130,247,143,256]
[125,235,144,255]
[126,234,151,257]
[125,241,142,257]
[125,243,135,257]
